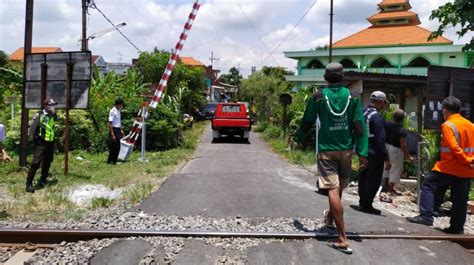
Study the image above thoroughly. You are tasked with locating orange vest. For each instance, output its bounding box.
[432,114,474,178]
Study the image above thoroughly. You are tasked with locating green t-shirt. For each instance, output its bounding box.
[295,85,368,157]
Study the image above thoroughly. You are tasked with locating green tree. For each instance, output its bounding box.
[429,0,474,51]
[219,66,242,86]
[0,50,7,67]
[240,72,287,122]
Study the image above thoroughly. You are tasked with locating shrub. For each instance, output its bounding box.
[262,125,282,139]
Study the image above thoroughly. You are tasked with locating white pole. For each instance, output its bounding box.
[139,106,148,162]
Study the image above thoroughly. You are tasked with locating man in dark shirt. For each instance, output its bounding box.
[382,109,414,195]
[358,91,390,215]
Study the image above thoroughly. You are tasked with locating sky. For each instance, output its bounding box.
[0,0,471,76]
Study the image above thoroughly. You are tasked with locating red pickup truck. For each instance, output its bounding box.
[211,102,251,140]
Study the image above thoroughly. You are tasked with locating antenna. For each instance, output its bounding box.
[209,51,220,66]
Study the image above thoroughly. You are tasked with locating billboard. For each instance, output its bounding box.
[425,66,474,130]
[25,51,91,109]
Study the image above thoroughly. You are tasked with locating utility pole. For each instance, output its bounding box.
[329,0,334,63]
[209,51,220,65]
[82,0,88,51]
[209,52,219,102]
[19,0,34,167]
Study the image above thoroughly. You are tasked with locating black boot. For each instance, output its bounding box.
[25,185,34,193]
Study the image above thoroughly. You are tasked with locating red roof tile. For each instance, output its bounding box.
[8,47,63,61]
[180,56,205,67]
[333,25,452,48]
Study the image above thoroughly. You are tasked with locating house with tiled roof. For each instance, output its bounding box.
[8,47,63,61]
[284,0,473,87]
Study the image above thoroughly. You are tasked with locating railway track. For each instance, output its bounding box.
[1,228,473,253]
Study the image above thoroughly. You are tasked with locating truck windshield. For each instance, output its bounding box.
[222,105,241,113]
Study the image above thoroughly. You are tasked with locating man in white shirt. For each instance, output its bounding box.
[107,97,125,164]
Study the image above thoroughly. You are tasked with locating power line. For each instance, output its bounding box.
[259,0,319,67]
[234,0,279,66]
[88,0,141,53]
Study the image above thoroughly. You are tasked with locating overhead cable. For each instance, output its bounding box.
[260,0,319,67]
[89,0,142,52]
[234,0,279,66]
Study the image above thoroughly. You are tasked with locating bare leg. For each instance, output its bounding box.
[328,187,348,247]
[388,182,396,193]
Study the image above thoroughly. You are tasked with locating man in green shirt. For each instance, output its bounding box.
[296,63,368,254]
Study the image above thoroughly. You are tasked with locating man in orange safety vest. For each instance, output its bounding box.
[407,96,474,234]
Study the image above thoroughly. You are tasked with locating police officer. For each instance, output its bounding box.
[26,98,58,193]
[407,96,474,234]
[358,91,391,215]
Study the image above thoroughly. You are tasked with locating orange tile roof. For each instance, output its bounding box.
[180,56,205,67]
[8,47,63,61]
[368,10,420,25]
[333,25,452,48]
[368,10,416,20]
[378,0,410,7]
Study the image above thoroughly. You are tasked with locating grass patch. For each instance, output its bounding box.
[0,121,207,221]
[263,135,316,166]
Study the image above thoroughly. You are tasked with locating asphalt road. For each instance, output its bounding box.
[114,125,473,264]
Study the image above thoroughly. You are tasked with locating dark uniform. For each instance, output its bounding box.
[26,99,58,193]
[358,102,389,213]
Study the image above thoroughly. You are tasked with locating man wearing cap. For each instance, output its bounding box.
[358,91,390,215]
[107,97,125,164]
[296,62,368,254]
[407,96,474,234]
[26,98,59,193]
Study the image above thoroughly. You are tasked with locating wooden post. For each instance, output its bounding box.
[328,0,334,63]
[20,0,34,166]
[40,63,47,103]
[64,63,73,176]
[81,0,88,51]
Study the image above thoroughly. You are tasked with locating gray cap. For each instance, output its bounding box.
[371,91,388,102]
[325,62,344,77]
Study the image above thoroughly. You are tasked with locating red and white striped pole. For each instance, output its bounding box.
[149,0,201,108]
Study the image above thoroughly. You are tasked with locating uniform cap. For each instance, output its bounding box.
[43,98,58,106]
[371,91,388,102]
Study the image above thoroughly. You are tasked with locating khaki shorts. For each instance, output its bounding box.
[383,144,404,184]
[317,150,352,190]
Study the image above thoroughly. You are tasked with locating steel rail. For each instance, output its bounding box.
[0,228,473,249]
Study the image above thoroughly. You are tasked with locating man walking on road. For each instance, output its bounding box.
[107,97,125,164]
[296,62,368,254]
[26,98,58,193]
[358,91,390,215]
[407,96,474,234]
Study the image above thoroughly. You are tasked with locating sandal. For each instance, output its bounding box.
[379,194,393,203]
[327,242,353,254]
[323,210,336,229]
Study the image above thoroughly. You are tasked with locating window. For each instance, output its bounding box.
[407,57,430,67]
[340,58,357,68]
[371,57,393,68]
[449,55,456,59]
[307,59,324,69]
[222,105,241,113]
